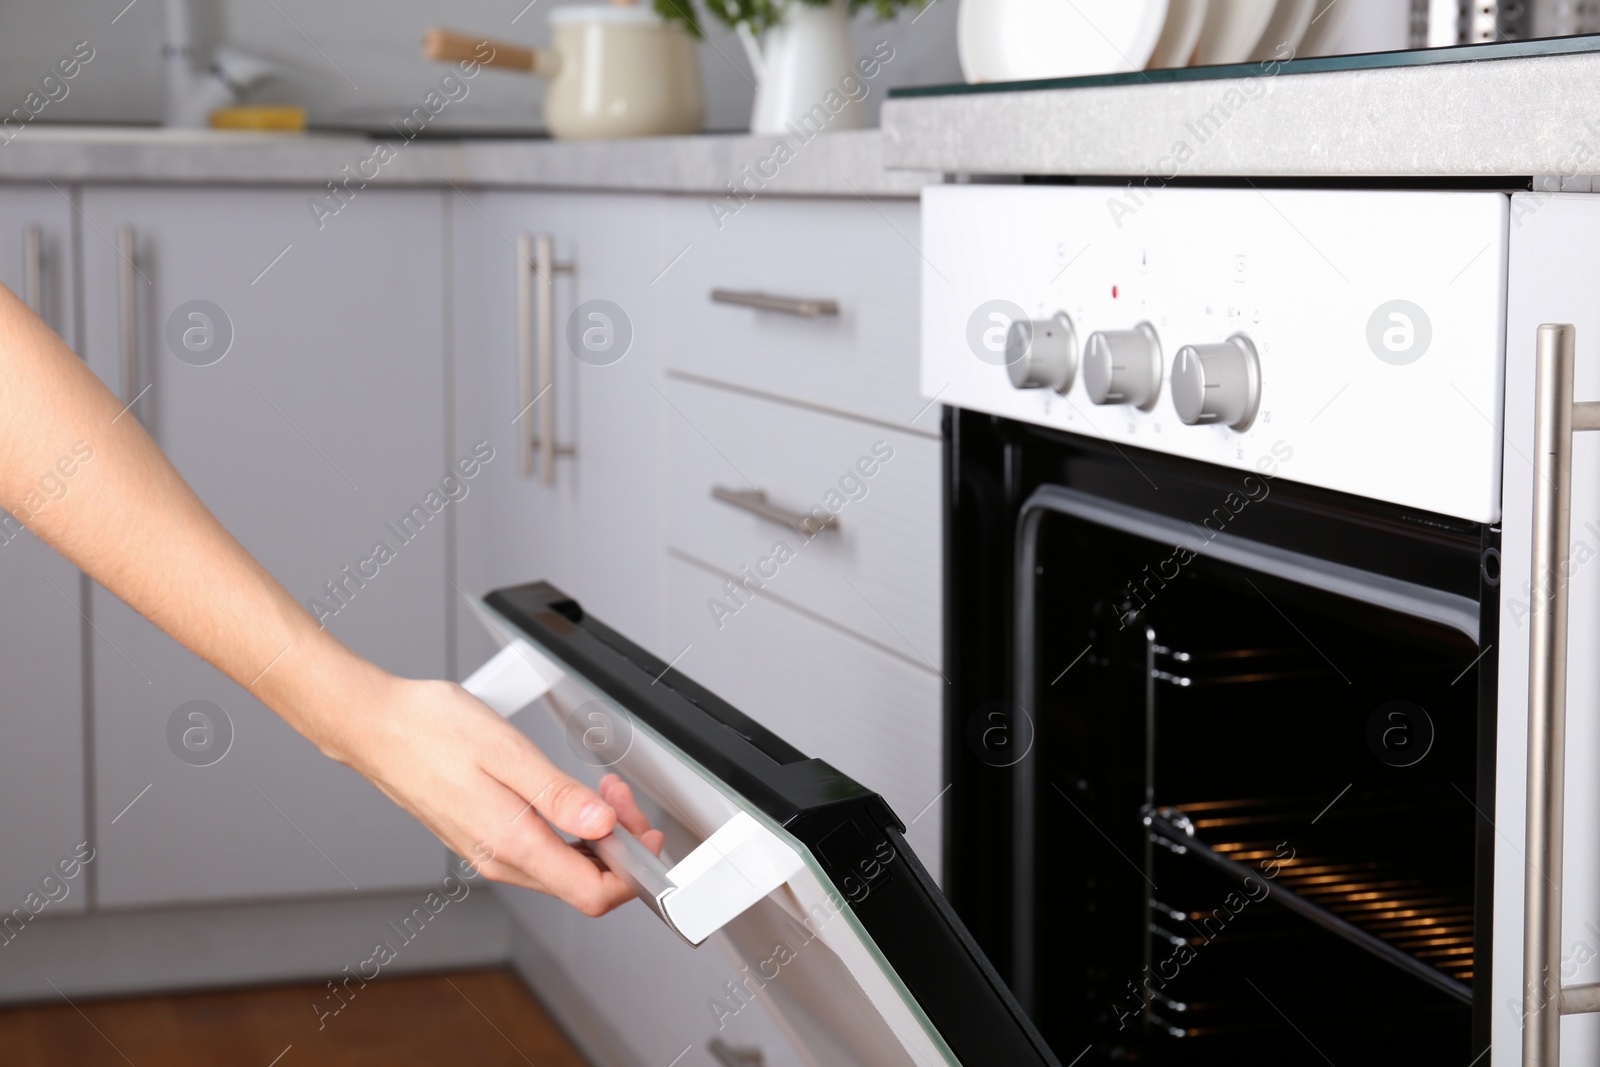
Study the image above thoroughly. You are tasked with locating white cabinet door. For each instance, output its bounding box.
[0,186,88,914]
[451,190,668,671]
[78,187,447,908]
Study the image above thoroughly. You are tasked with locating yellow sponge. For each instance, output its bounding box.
[209,106,307,132]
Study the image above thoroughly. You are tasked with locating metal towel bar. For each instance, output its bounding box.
[1523,323,1600,1065]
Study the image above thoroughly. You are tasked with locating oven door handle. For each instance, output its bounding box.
[460,639,805,946]
[1522,323,1600,1065]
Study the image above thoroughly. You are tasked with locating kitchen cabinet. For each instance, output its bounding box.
[451,190,670,672]
[77,186,447,908]
[0,184,88,915]
[655,193,928,429]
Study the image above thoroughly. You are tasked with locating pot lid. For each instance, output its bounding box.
[548,5,667,25]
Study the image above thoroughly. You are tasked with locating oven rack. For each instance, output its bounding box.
[1145,802,1473,1004]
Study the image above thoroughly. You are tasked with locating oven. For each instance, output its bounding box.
[919,182,1600,1066]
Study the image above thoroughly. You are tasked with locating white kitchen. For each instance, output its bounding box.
[0,2,1595,1065]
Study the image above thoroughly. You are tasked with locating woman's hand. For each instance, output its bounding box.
[0,284,663,918]
[326,675,664,916]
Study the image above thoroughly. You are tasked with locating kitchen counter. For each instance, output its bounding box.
[0,126,934,198]
[881,37,1600,180]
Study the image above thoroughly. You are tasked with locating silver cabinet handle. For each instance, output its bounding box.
[1522,323,1600,1065]
[23,225,42,316]
[517,233,574,483]
[118,226,140,409]
[710,288,839,318]
[707,1039,764,1066]
[711,485,837,535]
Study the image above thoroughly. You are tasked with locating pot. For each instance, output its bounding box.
[422,8,703,140]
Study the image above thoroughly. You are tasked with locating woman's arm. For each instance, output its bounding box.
[0,282,659,916]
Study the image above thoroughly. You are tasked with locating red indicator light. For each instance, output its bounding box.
[1111,285,1119,299]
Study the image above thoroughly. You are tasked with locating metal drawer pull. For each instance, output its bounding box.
[1523,323,1600,1065]
[708,1039,764,1066]
[712,486,838,535]
[516,233,574,483]
[710,288,838,318]
[118,226,139,408]
[23,225,43,315]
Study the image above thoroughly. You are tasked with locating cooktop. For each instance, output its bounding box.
[887,33,1600,99]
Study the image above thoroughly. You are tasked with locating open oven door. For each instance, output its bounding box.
[462,581,1059,1067]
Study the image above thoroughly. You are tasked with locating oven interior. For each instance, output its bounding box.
[944,412,1499,1066]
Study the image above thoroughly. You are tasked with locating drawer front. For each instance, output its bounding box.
[663,554,945,879]
[658,195,925,427]
[663,377,942,668]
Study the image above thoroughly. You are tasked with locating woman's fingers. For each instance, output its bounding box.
[478,717,617,841]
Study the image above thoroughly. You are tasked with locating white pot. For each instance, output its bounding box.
[423,12,704,140]
[739,0,865,136]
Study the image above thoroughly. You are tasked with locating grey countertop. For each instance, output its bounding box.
[0,126,935,198]
[882,45,1600,180]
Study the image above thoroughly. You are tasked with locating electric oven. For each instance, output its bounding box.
[921,183,1600,1066]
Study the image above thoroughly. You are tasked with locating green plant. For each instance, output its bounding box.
[655,0,922,39]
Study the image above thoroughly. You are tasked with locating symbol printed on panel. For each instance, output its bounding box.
[165,300,234,367]
[166,699,233,767]
[1366,300,1432,366]
[966,300,1029,367]
[566,300,632,367]
[563,700,635,767]
[966,700,1035,768]
[1367,699,1434,767]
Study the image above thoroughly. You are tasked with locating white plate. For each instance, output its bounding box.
[1148,0,1210,69]
[1295,0,1354,56]
[958,0,1171,83]
[1189,0,1276,65]
[1249,0,1316,60]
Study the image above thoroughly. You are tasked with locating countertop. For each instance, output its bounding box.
[0,126,935,198]
[882,39,1600,180]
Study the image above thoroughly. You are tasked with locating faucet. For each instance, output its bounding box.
[163,0,285,127]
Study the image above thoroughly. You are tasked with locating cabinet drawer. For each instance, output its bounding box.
[658,196,925,427]
[663,377,941,669]
[663,554,944,878]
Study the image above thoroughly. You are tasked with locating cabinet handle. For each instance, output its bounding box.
[711,485,838,535]
[710,288,839,318]
[118,226,139,408]
[23,225,43,316]
[707,1039,764,1066]
[517,233,573,483]
[1522,323,1600,1065]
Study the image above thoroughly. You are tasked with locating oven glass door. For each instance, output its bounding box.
[476,581,1059,1067]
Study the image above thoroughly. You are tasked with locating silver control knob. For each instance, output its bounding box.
[1171,334,1262,431]
[1083,322,1162,410]
[1005,313,1078,393]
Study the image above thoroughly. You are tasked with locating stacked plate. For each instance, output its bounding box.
[958,0,1354,83]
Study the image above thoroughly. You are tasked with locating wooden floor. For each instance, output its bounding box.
[0,969,591,1066]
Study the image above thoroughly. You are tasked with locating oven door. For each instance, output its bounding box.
[468,581,1058,1067]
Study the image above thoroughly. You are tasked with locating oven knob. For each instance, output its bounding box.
[1083,322,1162,410]
[1171,334,1262,431]
[1006,313,1078,392]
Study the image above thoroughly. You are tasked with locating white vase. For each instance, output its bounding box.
[738,0,865,136]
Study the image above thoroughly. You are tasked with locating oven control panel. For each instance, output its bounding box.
[921,185,1509,522]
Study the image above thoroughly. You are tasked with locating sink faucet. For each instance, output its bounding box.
[163,0,285,127]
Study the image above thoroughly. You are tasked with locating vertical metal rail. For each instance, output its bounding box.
[1524,323,1600,1065]
[117,227,138,408]
[23,225,43,316]
[515,234,572,484]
